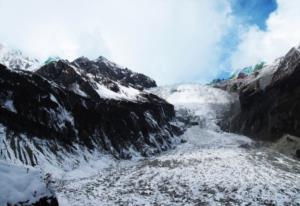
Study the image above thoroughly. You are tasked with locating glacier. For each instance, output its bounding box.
[53,84,300,206]
[1,43,300,205]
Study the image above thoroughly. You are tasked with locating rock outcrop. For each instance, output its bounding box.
[72,56,157,90]
[221,46,300,142]
[0,60,180,164]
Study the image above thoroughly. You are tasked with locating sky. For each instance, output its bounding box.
[0,0,299,85]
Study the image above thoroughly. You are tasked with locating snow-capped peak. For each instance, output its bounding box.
[0,43,40,71]
[94,55,126,70]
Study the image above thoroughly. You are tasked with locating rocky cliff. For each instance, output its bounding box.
[0,57,180,167]
[215,46,300,143]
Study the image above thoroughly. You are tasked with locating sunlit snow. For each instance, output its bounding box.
[55,84,300,205]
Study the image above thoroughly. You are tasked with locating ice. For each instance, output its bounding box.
[56,127,300,205]
[151,84,237,130]
[54,84,300,205]
[1,84,299,205]
[0,160,52,205]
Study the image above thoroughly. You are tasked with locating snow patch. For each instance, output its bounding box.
[95,82,143,101]
[0,160,53,205]
[2,99,17,113]
[70,83,88,97]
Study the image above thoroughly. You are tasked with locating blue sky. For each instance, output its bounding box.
[0,0,299,85]
[217,0,277,80]
[230,0,277,30]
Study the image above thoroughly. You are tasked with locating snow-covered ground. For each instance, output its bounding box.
[0,160,54,205]
[55,84,300,206]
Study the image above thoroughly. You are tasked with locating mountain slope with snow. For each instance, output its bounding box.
[0,44,40,71]
[56,84,300,205]
[217,45,300,145]
[73,56,157,90]
[0,63,180,165]
[36,59,151,102]
[1,43,300,205]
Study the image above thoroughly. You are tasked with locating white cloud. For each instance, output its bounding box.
[0,0,232,85]
[230,0,300,70]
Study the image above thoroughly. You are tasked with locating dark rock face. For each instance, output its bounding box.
[8,196,59,206]
[36,60,102,100]
[31,197,58,206]
[36,58,156,100]
[72,56,157,89]
[229,47,300,141]
[0,64,180,160]
[296,150,300,159]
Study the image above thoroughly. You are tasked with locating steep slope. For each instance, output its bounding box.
[72,56,156,89]
[0,62,180,170]
[36,59,152,101]
[0,44,39,71]
[227,46,300,143]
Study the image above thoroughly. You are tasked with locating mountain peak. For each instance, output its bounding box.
[0,44,40,71]
[44,56,61,65]
[95,55,108,62]
[72,56,157,89]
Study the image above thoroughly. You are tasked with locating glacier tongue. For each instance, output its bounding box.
[151,84,237,131]
[55,84,300,206]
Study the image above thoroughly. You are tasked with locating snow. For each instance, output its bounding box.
[56,127,300,205]
[95,56,126,70]
[45,95,75,129]
[0,160,52,205]
[1,84,299,205]
[2,99,17,113]
[0,123,115,179]
[70,83,88,97]
[243,59,281,90]
[47,106,74,130]
[151,84,237,130]
[0,43,40,71]
[152,84,234,105]
[54,84,300,205]
[50,94,59,104]
[95,82,144,101]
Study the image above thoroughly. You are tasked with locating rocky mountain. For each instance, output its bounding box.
[73,56,157,89]
[1,44,300,205]
[0,44,40,71]
[0,60,180,165]
[36,57,156,102]
[214,45,300,147]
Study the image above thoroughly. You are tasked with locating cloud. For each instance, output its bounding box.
[230,0,300,70]
[0,0,232,85]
